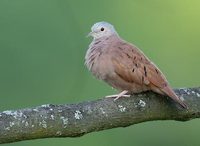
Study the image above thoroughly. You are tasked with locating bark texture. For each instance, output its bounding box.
[0,87,200,144]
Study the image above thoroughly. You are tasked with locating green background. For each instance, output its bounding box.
[0,0,200,146]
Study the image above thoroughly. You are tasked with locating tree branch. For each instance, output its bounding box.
[0,87,200,144]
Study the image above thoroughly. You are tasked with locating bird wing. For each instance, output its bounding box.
[110,41,168,89]
[110,41,187,108]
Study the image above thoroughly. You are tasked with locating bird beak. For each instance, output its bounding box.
[87,32,93,37]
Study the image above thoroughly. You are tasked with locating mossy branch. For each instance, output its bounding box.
[0,87,200,144]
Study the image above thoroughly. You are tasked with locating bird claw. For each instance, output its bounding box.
[114,94,130,101]
[105,90,130,101]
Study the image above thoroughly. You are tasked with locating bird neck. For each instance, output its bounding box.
[93,34,120,43]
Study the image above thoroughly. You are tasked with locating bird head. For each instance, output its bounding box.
[88,21,118,39]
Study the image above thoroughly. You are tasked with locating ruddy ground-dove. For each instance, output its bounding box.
[85,21,187,109]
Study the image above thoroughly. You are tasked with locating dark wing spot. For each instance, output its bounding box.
[118,47,123,50]
[144,66,147,77]
[141,57,143,61]
[134,56,136,60]
[91,61,94,68]
[132,68,135,72]
[155,68,159,74]
[126,53,131,58]
[142,76,144,82]
[94,41,101,45]
[135,63,138,67]
[120,42,127,45]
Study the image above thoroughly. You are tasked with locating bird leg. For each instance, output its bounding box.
[105,90,130,101]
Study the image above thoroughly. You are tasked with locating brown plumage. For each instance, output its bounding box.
[85,21,187,109]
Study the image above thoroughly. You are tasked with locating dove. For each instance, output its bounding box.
[85,21,187,109]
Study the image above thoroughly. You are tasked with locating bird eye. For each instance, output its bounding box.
[100,27,104,31]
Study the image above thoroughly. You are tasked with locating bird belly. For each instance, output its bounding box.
[103,72,149,93]
[91,60,113,80]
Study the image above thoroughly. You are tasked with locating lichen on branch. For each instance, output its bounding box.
[0,87,200,144]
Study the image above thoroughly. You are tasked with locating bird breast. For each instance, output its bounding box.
[85,39,114,80]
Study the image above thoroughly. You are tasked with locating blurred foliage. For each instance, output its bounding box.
[0,0,200,146]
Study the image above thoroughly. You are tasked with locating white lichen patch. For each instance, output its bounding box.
[25,121,29,127]
[39,120,47,128]
[58,109,63,113]
[192,91,195,94]
[99,107,108,117]
[118,105,126,112]
[50,115,55,120]
[184,89,190,95]
[5,127,10,130]
[33,108,39,112]
[41,104,51,108]
[17,112,23,117]
[60,116,68,128]
[9,122,15,127]
[74,110,83,120]
[56,131,62,136]
[31,124,35,128]
[197,93,200,97]
[2,111,23,119]
[39,114,47,119]
[99,107,106,114]
[2,110,13,115]
[138,100,146,107]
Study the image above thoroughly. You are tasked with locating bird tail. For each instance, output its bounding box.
[161,86,188,109]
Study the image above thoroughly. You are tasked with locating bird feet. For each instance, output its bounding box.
[105,90,130,101]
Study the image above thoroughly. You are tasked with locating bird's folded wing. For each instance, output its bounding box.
[111,42,168,89]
